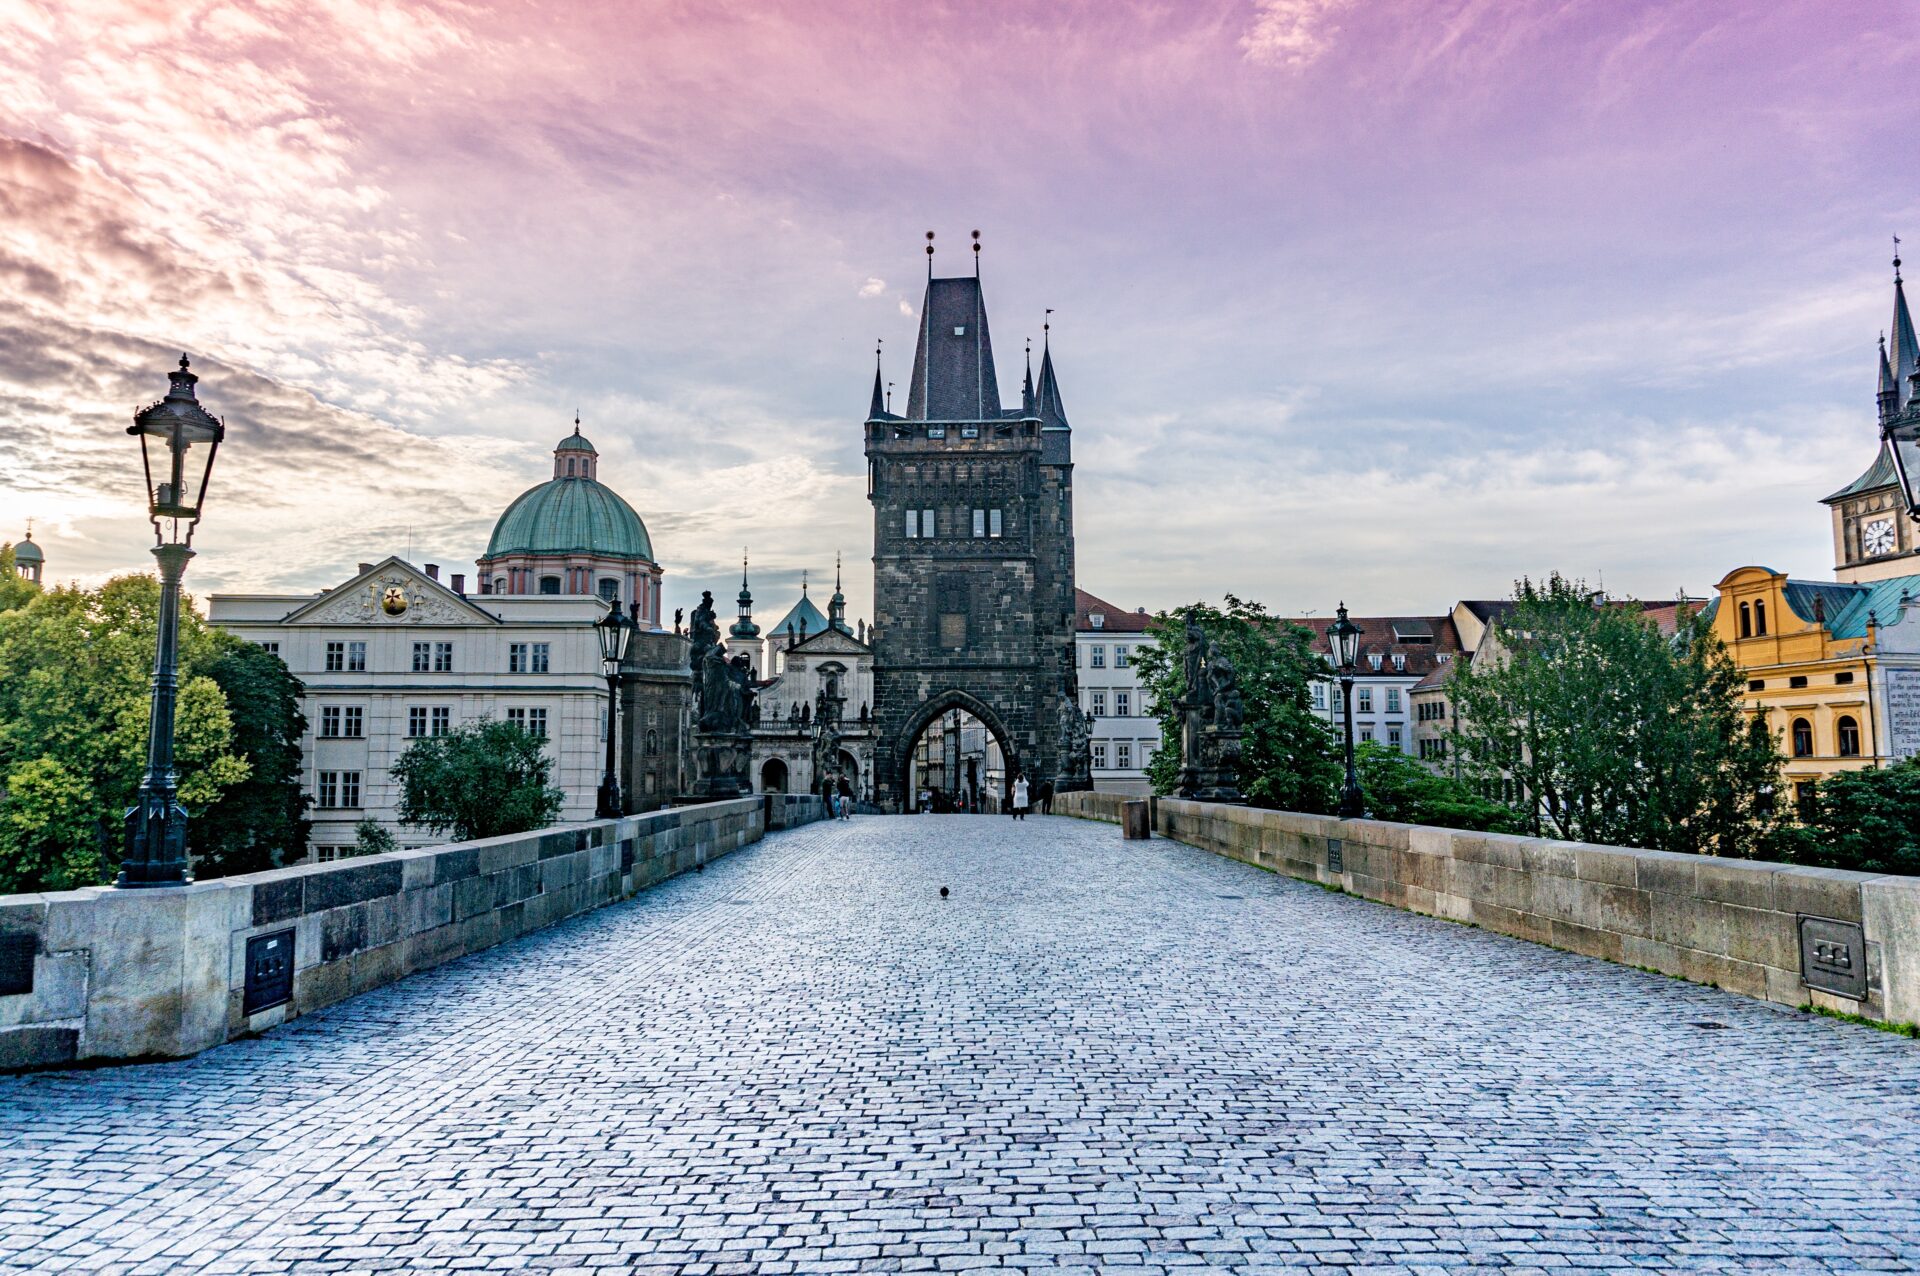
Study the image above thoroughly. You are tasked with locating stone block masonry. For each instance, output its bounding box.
[1057,792,1920,1026]
[0,794,823,1069]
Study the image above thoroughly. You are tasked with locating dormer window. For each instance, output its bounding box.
[1090,612,1104,629]
[1368,652,1383,671]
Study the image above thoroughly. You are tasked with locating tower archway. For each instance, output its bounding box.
[893,690,1018,812]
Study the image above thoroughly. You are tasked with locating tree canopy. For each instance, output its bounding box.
[1447,574,1784,857]
[1787,760,1920,876]
[1133,595,1341,812]
[1352,742,1525,833]
[390,718,564,843]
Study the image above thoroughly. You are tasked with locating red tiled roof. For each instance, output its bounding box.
[1075,588,1154,634]
[1295,614,1462,680]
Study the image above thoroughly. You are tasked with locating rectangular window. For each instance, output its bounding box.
[528,708,548,739]
[1114,645,1128,668]
[927,424,946,439]
[1091,645,1106,669]
[1836,671,1855,685]
[412,642,431,673]
[434,642,453,672]
[531,643,549,674]
[989,508,1003,537]
[407,707,428,738]
[1388,726,1403,750]
[924,508,936,537]
[1359,727,1374,743]
[905,509,920,539]
[1312,682,1326,709]
[347,641,366,673]
[431,707,451,735]
[510,643,528,674]
[316,771,338,808]
[1091,690,1107,716]
[313,846,339,864]
[341,771,361,808]
[1794,781,1818,822]
[973,508,986,538]
[1357,689,1373,713]
[1116,691,1131,717]
[259,641,279,657]
[1116,742,1132,769]
[507,707,526,731]
[320,706,342,738]
[1093,742,1109,769]
[325,642,345,673]
[1332,687,1343,712]
[1788,675,1808,689]
[1386,689,1402,713]
[343,706,363,738]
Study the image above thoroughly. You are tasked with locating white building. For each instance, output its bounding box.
[1301,614,1462,756]
[209,558,615,861]
[1075,589,1162,796]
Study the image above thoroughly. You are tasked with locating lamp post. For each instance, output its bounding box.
[119,355,224,888]
[1327,602,1365,819]
[595,605,635,819]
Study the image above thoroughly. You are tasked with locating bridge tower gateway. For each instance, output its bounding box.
[865,235,1080,810]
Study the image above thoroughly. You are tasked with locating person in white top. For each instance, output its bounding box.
[1011,774,1030,821]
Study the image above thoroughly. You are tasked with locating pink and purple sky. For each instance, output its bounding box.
[3,0,1916,624]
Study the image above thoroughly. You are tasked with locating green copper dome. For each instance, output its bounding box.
[10,535,42,564]
[485,478,654,561]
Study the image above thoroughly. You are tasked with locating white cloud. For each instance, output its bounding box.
[1240,0,1357,69]
[859,277,886,297]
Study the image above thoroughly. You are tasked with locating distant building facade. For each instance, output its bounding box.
[1301,614,1461,757]
[1074,589,1160,796]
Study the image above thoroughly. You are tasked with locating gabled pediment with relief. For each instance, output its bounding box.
[284,557,499,626]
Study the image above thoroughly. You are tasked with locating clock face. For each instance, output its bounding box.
[1863,518,1897,557]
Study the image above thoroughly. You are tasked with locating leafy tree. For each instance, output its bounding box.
[0,576,250,892]
[0,543,38,613]
[1793,761,1920,876]
[390,718,564,843]
[1352,742,1525,833]
[1134,595,1342,812]
[352,817,398,858]
[193,638,310,876]
[1447,574,1784,857]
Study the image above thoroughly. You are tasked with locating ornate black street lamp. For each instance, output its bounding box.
[1327,602,1365,819]
[119,356,224,888]
[595,604,635,819]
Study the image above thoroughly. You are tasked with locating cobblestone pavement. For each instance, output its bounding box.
[5,815,1920,1275]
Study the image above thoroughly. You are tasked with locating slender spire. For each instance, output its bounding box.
[868,339,886,419]
[829,552,849,633]
[1036,339,1069,431]
[731,549,759,640]
[925,229,935,278]
[1880,333,1900,426]
[1022,337,1035,415]
[1893,237,1918,413]
[972,229,980,278]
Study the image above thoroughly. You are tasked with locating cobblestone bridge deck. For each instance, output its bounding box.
[4,815,1919,1274]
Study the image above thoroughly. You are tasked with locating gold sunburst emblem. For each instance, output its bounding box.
[381,585,409,616]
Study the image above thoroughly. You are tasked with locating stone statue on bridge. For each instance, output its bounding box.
[1176,612,1244,803]
[689,591,752,800]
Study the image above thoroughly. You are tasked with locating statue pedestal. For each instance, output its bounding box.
[1177,713,1243,804]
[691,731,753,801]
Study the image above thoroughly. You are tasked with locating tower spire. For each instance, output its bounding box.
[1893,237,1918,413]
[1022,337,1035,415]
[829,552,849,633]
[1880,333,1900,426]
[972,229,980,278]
[731,548,759,641]
[868,339,886,419]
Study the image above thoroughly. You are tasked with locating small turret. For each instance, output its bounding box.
[730,550,760,641]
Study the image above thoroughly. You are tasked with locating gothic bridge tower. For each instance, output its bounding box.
[865,237,1079,809]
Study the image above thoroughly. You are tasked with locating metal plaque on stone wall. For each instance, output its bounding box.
[243,928,296,1015]
[0,932,35,996]
[1327,838,1344,874]
[1798,916,1868,1001]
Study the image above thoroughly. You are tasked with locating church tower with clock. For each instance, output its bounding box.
[1824,250,1920,583]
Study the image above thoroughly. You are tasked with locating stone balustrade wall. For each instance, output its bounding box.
[1056,792,1920,1027]
[0,795,824,1070]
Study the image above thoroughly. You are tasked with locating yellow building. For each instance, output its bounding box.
[1712,567,1920,815]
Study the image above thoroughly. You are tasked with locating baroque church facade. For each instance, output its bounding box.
[862,251,1084,810]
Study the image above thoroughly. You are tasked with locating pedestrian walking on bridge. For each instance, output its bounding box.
[1011,774,1030,821]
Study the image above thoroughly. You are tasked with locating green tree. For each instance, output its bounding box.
[0,543,39,613]
[1447,574,1784,857]
[0,576,251,892]
[352,817,398,858]
[390,718,564,843]
[193,638,310,876]
[1352,742,1525,833]
[1794,760,1920,876]
[1134,595,1342,812]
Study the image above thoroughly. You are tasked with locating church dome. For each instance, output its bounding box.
[485,480,654,561]
[11,534,42,564]
[483,426,654,562]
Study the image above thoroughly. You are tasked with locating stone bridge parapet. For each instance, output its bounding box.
[0,795,825,1070]
[1057,792,1920,1027]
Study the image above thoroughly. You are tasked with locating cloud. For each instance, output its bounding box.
[859,277,886,298]
[1239,0,1357,69]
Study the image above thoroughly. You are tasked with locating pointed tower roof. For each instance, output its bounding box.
[1893,244,1918,413]
[769,573,829,642]
[906,276,1001,421]
[828,553,851,633]
[867,341,891,421]
[1035,343,1069,432]
[731,551,760,640]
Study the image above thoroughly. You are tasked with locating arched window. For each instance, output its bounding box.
[598,579,618,602]
[645,730,660,756]
[492,576,506,595]
[1754,600,1768,636]
[1837,715,1861,757]
[539,575,561,595]
[567,458,577,476]
[1791,717,1814,758]
[1738,602,1752,639]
